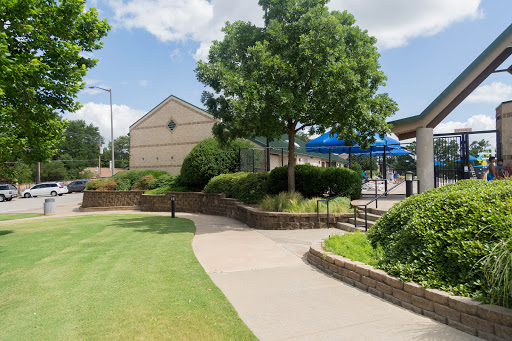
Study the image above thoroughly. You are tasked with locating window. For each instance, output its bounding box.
[168,120,177,131]
[0,185,7,190]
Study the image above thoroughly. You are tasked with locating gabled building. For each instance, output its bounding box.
[129,95,346,174]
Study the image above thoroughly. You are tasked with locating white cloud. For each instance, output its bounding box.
[434,114,495,134]
[466,82,512,103]
[64,102,146,143]
[139,80,149,87]
[330,0,482,49]
[107,0,482,60]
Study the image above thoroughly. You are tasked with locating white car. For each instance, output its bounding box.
[22,182,68,198]
[0,184,18,202]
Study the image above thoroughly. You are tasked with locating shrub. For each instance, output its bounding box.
[150,174,178,189]
[367,179,512,305]
[349,162,363,175]
[180,138,252,189]
[85,179,103,190]
[204,172,268,204]
[111,170,168,188]
[115,179,131,191]
[132,175,155,190]
[323,167,362,199]
[267,165,361,199]
[95,180,117,191]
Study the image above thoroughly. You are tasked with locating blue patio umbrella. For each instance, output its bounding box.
[434,160,446,166]
[356,147,411,157]
[455,155,478,162]
[473,164,488,168]
[305,132,401,154]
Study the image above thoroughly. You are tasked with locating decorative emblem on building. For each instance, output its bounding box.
[168,120,177,131]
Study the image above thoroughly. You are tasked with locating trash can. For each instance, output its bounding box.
[44,198,56,216]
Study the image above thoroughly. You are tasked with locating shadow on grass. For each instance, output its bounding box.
[107,216,195,235]
[0,230,13,237]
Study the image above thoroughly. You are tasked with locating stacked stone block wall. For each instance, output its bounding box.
[81,191,350,230]
[308,241,512,341]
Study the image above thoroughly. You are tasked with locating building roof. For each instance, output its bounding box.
[129,95,214,129]
[250,135,347,162]
[390,23,512,140]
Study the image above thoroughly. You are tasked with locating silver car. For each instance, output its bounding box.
[22,182,68,198]
[0,184,18,202]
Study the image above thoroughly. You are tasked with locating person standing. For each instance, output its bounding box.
[487,157,498,180]
[496,159,506,179]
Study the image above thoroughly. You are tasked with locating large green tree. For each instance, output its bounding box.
[57,120,102,178]
[0,0,110,179]
[196,0,397,192]
[102,135,130,169]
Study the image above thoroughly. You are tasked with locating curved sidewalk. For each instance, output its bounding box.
[188,213,480,341]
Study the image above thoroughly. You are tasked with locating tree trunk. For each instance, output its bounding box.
[287,129,296,193]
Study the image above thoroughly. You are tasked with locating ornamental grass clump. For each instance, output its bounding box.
[367,179,512,306]
[260,192,350,213]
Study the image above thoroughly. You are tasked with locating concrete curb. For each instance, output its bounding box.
[308,240,512,341]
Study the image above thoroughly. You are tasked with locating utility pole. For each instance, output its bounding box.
[98,135,101,178]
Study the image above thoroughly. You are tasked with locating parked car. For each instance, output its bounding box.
[0,184,18,202]
[67,180,88,193]
[22,182,68,198]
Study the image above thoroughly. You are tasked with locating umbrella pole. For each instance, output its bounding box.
[329,148,331,167]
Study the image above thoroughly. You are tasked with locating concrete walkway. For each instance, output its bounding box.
[189,213,480,341]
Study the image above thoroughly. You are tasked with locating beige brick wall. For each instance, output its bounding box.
[129,96,216,174]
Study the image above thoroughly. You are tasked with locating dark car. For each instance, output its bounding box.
[67,180,88,193]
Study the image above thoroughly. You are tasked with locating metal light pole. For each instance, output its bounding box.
[89,86,114,176]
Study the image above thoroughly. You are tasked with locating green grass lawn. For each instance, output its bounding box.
[323,231,383,267]
[0,215,256,340]
[0,213,43,221]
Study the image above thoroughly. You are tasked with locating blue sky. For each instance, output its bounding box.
[65,0,512,147]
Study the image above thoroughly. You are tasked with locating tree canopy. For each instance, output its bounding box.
[102,135,130,169]
[0,0,110,179]
[196,0,397,191]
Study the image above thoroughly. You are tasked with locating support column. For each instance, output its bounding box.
[416,127,434,193]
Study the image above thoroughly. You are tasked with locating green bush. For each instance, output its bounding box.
[132,175,155,190]
[267,165,361,199]
[349,162,363,175]
[323,167,362,199]
[115,179,131,191]
[86,179,117,191]
[85,179,104,190]
[180,138,252,189]
[203,172,268,204]
[111,170,168,188]
[150,174,178,189]
[367,179,512,305]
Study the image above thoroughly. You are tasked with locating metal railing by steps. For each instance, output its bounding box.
[317,178,386,229]
[352,180,405,231]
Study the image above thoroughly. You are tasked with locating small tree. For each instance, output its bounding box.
[196,0,397,192]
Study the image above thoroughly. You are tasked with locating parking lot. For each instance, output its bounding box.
[0,192,83,214]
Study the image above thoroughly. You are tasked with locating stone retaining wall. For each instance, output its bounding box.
[308,240,512,341]
[82,190,145,208]
[81,191,350,230]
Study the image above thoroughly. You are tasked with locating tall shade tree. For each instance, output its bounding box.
[0,0,110,179]
[57,119,102,178]
[102,135,130,169]
[196,0,397,192]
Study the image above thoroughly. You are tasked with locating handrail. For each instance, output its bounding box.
[353,179,420,231]
[317,178,383,228]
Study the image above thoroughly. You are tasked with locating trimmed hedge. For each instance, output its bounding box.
[203,172,268,204]
[367,179,512,305]
[86,179,117,191]
[267,165,361,199]
[180,138,253,189]
[150,174,178,189]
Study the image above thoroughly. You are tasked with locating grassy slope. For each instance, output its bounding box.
[323,232,383,267]
[0,215,256,340]
[0,213,43,221]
